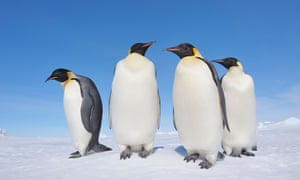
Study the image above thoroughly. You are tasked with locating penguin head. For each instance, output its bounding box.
[166,43,202,59]
[45,68,71,83]
[129,41,155,56]
[213,57,242,70]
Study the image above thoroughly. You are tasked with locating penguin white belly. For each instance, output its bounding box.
[174,60,223,155]
[222,74,257,149]
[64,81,92,155]
[111,60,159,147]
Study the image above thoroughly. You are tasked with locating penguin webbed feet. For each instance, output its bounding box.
[184,153,200,163]
[241,149,255,157]
[199,159,213,169]
[217,151,225,161]
[138,147,151,158]
[226,148,255,158]
[120,146,132,160]
[69,151,82,158]
[228,150,242,158]
[93,144,112,152]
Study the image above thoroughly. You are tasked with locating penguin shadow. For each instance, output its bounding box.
[174,145,188,157]
[152,146,165,154]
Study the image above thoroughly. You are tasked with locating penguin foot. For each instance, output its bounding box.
[184,153,199,163]
[93,144,112,152]
[241,150,255,157]
[230,153,242,158]
[69,151,82,158]
[139,147,151,158]
[230,149,242,158]
[217,151,225,161]
[120,147,132,160]
[199,160,213,169]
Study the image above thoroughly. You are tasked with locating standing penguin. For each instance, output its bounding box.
[166,43,230,169]
[109,41,160,159]
[46,68,111,158]
[213,57,257,157]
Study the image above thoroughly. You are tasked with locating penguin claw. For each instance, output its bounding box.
[69,151,82,158]
[199,160,213,169]
[120,147,132,160]
[184,153,200,163]
[120,152,132,160]
[217,151,225,161]
[138,149,150,158]
[241,150,255,157]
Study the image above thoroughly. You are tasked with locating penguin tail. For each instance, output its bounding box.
[93,144,112,152]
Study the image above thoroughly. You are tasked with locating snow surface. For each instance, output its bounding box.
[1,118,300,180]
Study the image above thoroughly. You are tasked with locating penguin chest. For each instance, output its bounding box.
[173,60,223,151]
[63,81,91,154]
[110,60,159,145]
[222,73,257,146]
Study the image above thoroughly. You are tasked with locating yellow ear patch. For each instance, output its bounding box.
[237,61,242,67]
[63,72,76,87]
[67,72,74,79]
[192,48,200,57]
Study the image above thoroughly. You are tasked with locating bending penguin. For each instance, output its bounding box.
[213,57,257,157]
[46,68,111,158]
[109,41,160,160]
[166,43,230,169]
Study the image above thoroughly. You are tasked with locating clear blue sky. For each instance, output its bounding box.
[1,0,299,137]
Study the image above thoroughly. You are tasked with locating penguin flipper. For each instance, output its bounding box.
[108,91,112,129]
[72,77,102,133]
[108,67,117,130]
[80,93,95,132]
[172,108,177,131]
[199,58,231,132]
[157,88,161,129]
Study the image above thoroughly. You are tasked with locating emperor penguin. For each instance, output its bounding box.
[166,43,230,169]
[46,68,111,158]
[109,41,160,159]
[213,57,257,157]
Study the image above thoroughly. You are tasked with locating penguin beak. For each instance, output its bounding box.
[165,47,179,52]
[211,59,225,65]
[45,75,56,82]
[142,41,156,48]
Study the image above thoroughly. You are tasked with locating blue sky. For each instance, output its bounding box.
[0,0,299,137]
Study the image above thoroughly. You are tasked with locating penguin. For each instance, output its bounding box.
[46,68,111,158]
[213,57,257,157]
[166,43,230,169]
[109,41,160,160]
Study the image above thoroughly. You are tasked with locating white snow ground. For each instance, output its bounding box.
[1,118,300,180]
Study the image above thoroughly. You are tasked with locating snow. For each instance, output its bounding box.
[1,118,300,180]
